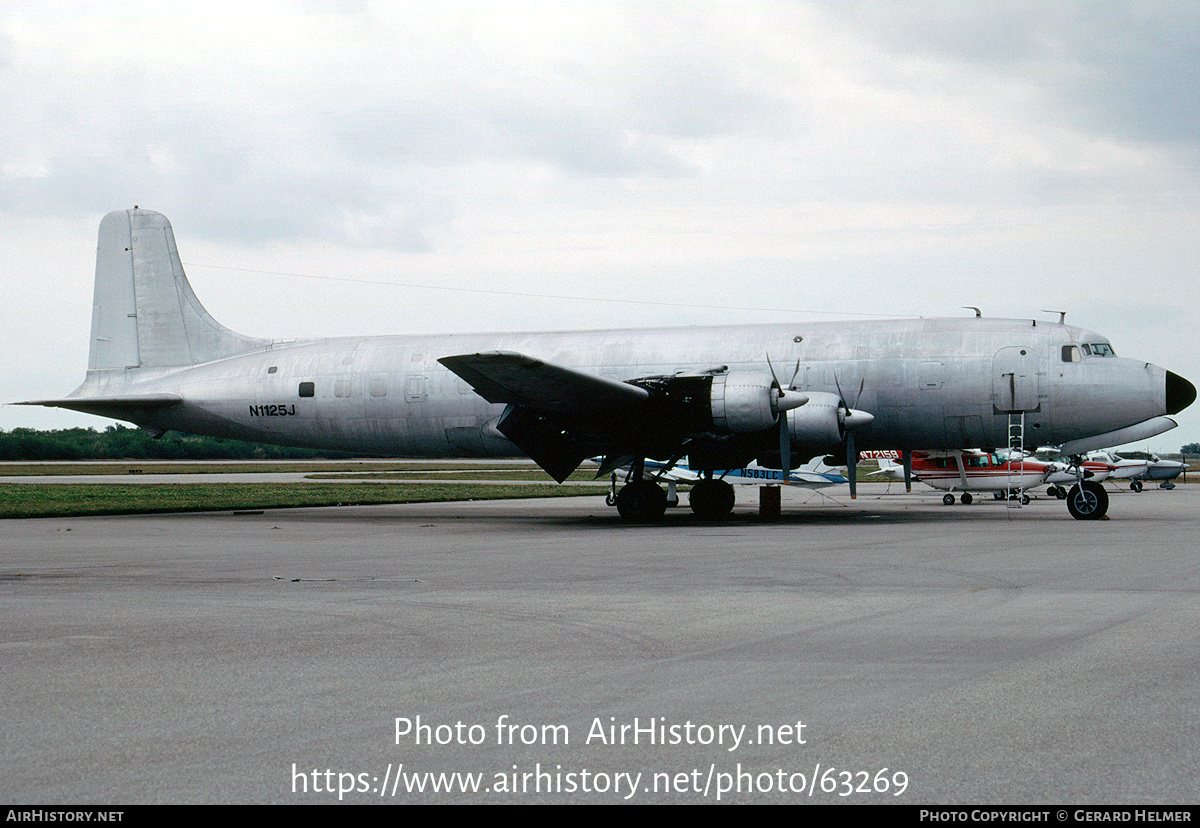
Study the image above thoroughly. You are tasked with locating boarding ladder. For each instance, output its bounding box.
[1007,413,1025,509]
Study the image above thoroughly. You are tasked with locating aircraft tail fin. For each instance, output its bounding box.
[88,208,268,371]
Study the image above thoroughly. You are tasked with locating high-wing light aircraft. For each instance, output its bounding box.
[18,209,1197,521]
[866,449,1051,506]
[1084,450,1151,491]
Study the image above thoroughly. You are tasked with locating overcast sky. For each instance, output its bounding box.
[2,1,1198,450]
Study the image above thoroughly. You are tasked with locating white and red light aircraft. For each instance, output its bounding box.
[866,449,1052,506]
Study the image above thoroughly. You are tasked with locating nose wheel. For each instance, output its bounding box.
[1066,480,1109,520]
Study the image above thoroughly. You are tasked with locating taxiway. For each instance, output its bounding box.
[3,484,1198,804]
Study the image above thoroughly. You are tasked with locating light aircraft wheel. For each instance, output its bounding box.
[960,492,973,505]
[1162,482,1176,490]
[1067,480,1109,520]
[943,494,955,506]
[689,479,736,519]
[1055,486,1068,500]
[1131,479,1143,493]
[994,490,1006,500]
[616,481,668,523]
[1020,493,1030,505]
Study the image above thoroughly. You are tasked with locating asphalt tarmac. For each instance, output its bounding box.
[3,482,1198,804]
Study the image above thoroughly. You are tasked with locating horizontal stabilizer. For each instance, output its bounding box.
[439,351,649,413]
[15,393,183,418]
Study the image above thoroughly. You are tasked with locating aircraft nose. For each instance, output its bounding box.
[1166,371,1196,415]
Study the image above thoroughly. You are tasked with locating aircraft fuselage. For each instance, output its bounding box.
[77,316,1174,460]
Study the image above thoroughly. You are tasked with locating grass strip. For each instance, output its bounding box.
[0,461,551,477]
[0,482,609,519]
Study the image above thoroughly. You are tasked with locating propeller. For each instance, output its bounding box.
[834,374,874,499]
[768,355,808,482]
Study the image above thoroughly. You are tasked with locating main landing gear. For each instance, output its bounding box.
[688,478,736,520]
[608,468,736,522]
[613,479,669,523]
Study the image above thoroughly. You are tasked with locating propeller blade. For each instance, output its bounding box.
[847,431,857,499]
[902,449,913,493]
[779,412,791,482]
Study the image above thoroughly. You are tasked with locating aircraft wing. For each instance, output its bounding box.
[438,351,649,412]
[439,351,654,482]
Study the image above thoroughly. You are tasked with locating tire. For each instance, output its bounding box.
[616,481,668,523]
[1131,479,1143,493]
[943,494,955,505]
[961,492,973,505]
[689,479,736,519]
[1067,480,1109,520]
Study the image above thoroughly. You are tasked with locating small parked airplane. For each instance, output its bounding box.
[1135,454,1187,488]
[17,208,1197,521]
[866,449,1051,506]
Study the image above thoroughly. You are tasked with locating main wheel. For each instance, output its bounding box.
[615,481,668,523]
[1131,479,1143,492]
[1066,480,1109,520]
[943,493,955,505]
[689,478,736,519]
[960,492,973,505]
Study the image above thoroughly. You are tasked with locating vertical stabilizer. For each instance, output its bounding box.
[88,209,268,371]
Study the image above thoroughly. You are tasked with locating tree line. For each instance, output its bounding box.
[0,425,354,461]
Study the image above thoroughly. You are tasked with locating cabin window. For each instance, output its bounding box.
[334,379,352,398]
[369,377,388,397]
[267,366,278,374]
[298,381,315,398]
[1061,345,1081,363]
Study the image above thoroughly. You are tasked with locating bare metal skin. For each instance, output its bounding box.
[20,209,1195,521]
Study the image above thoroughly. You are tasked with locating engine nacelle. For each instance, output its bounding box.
[710,372,778,434]
[786,391,844,452]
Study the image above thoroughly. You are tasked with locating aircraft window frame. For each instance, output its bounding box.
[298,381,315,398]
[1090,342,1115,356]
[1061,345,1081,363]
[1081,344,1091,356]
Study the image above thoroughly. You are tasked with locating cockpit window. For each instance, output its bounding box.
[1089,342,1116,356]
[1081,344,1091,355]
[1061,345,1081,363]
